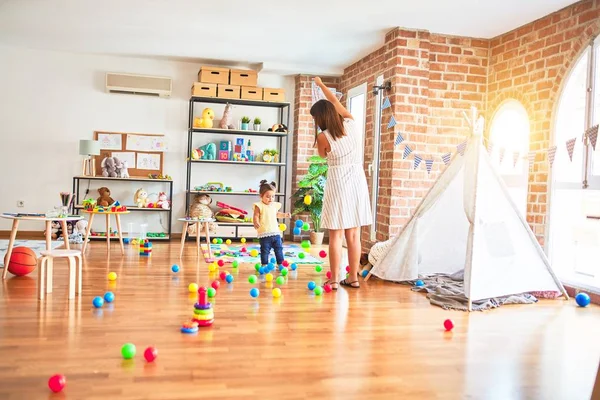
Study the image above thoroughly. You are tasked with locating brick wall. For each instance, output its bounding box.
[487,0,600,246]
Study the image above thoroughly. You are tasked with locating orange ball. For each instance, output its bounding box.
[6,247,37,276]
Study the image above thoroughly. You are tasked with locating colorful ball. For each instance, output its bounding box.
[211,280,220,290]
[6,246,36,276]
[219,271,228,281]
[304,195,312,205]
[241,237,247,243]
[276,276,285,285]
[265,273,274,282]
[171,265,179,273]
[217,259,225,267]
[443,319,454,331]
[144,346,158,362]
[293,227,301,235]
[250,249,259,257]
[361,270,369,278]
[575,293,591,307]
[217,238,223,244]
[250,288,260,298]
[188,283,199,293]
[295,219,304,228]
[415,280,425,287]
[48,374,66,393]
[281,267,289,277]
[279,223,287,232]
[301,240,310,249]
[226,239,232,245]
[307,281,316,290]
[232,260,239,268]
[272,288,282,298]
[345,265,350,272]
[315,265,323,273]
[108,271,118,281]
[282,260,289,267]
[326,271,332,279]
[270,257,276,264]
[298,252,306,259]
[212,238,218,244]
[225,274,234,283]
[92,296,104,308]
[254,263,261,271]
[208,263,217,272]
[319,250,327,258]
[302,223,310,231]
[207,287,216,298]
[258,267,265,275]
[248,275,258,284]
[290,263,298,271]
[121,343,136,359]
[314,286,323,296]
[103,291,115,303]
[241,247,248,253]
[323,284,332,293]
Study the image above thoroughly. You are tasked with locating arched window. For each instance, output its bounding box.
[488,100,530,217]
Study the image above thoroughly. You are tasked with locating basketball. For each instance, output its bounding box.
[6,247,37,276]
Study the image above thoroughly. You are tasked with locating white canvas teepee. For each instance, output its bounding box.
[367,108,568,310]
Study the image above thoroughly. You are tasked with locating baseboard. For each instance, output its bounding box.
[0,231,45,239]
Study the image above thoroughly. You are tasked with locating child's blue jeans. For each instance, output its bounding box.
[260,235,284,265]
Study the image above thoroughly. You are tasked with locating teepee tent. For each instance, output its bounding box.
[366,108,568,310]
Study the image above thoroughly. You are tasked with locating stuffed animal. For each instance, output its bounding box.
[133,188,149,208]
[101,156,117,177]
[97,187,114,207]
[219,103,235,129]
[198,143,217,160]
[268,124,288,133]
[49,221,60,240]
[113,157,123,177]
[73,219,88,235]
[120,160,130,178]
[191,149,200,160]
[188,194,216,236]
[193,108,215,129]
[156,192,170,209]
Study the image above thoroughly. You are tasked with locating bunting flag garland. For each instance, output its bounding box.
[548,146,557,167]
[442,152,451,165]
[528,151,536,172]
[394,132,405,146]
[387,115,397,129]
[457,140,467,156]
[586,124,598,150]
[425,159,433,174]
[566,137,576,161]
[499,147,506,164]
[486,140,494,155]
[414,154,422,169]
[381,97,391,110]
[403,145,413,159]
[512,151,520,167]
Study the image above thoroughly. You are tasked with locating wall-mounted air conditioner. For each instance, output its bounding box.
[105,72,172,98]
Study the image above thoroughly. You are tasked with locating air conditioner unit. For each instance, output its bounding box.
[105,72,172,98]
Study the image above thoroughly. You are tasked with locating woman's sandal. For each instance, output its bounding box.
[340,279,360,289]
[324,280,339,291]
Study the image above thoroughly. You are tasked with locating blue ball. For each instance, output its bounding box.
[415,279,425,287]
[225,274,234,283]
[250,288,260,298]
[268,263,275,270]
[171,265,180,273]
[307,281,316,291]
[361,270,368,278]
[295,219,304,228]
[259,267,265,274]
[92,296,104,308]
[575,292,591,307]
[278,264,284,271]
[290,263,298,271]
[103,291,115,303]
[293,227,301,235]
[270,257,276,264]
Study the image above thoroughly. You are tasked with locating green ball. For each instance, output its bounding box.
[302,223,310,231]
[248,275,258,284]
[232,260,239,268]
[301,240,310,249]
[298,252,306,259]
[314,286,323,296]
[217,238,223,244]
[315,265,322,273]
[281,267,288,276]
[207,287,216,298]
[121,343,136,359]
[276,276,285,285]
[255,263,261,271]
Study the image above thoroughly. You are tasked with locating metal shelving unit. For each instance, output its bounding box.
[186,96,291,239]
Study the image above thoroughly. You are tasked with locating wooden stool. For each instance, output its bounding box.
[38,249,82,300]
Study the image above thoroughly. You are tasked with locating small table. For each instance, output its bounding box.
[1,213,83,280]
[81,210,130,255]
[178,218,215,258]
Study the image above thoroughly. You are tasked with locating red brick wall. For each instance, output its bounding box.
[487,0,600,246]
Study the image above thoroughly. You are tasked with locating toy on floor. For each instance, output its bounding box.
[281,268,288,276]
[189,283,199,293]
[248,275,257,284]
[575,293,591,307]
[93,297,104,308]
[319,250,327,258]
[139,240,152,256]
[314,287,323,296]
[171,265,180,273]
[443,319,454,331]
[250,288,260,298]
[6,246,37,276]
[181,321,199,334]
[108,272,117,281]
[415,280,425,287]
[48,374,66,393]
[207,287,216,297]
[144,347,158,362]
[324,284,332,293]
[121,343,136,359]
[276,276,285,285]
[104,292,115,303]
[272,288,282,298]
[307,281,316,290]
[225,275,234,283]
[191,287,214,327]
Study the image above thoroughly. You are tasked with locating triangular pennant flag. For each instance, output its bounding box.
[566,137,576,161]
[387,115,397,129]
[394,132,405,146]
[586,124,598,150]
[548,146,557,167]
[528,151,536,172]
[442,152,451,165]
[425,159,434,174]
[381,97,391,110]
[403,145,412,159]
[512,151,520,167]
[499,147,505,164]
[457,140,467,156]
[487,140,494,155]
[414,154,422,169]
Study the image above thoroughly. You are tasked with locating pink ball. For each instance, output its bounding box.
[144,346,158,362]
[282,260,289,267]
[217,259,225,267]
[319,250,327,258]
[211,280,220,290]
[326,271,331,279]
[345,265,350,272]
[323,284,332,293]
[241,247,247,253]
[48,374,66,393]
[443,319,454,331]
[219,271,227,281]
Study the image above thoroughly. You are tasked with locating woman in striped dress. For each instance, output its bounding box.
[310,77,373,289]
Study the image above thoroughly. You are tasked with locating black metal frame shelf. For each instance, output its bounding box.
[189,159,285,167]
[73,205,171,212]
[188,190,284,197]
[190,127,287,138]
[190,96,290,108]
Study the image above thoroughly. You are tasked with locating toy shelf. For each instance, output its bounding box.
[190,127,287,138]
[188,190,284,197]
[190,96,290,108]
[73,175,172,183]
[189,159,285,167]
[73,205,171,212]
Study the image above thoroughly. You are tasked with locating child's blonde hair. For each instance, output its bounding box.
[259,180,277,196]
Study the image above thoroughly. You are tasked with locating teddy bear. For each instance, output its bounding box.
[133,188,149,208]
[156,192,170,209]
[101,156,117,177]
[198,143,217,160]
[97,187,114,207]
[188,194,216,236]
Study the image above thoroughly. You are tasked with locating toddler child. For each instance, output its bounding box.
[253,180,290,267]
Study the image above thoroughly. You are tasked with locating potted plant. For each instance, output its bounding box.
[241,116,251,130]
[292,155,327,245]
[253,117,261,131]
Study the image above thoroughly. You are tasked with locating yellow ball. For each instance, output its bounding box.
[208,263,217,272]
[304,195,312,205]
[212,238,218,244]
[108,272,117,281]
[240,237,246,243]
[279,223,287,232]
[250,249,258,257]
[265,273,273,282]
[272,288,282,298]
[188,283,199,293]
[226,239,232,245]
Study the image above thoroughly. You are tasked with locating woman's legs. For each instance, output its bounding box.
[328,229,344,285]
[343,227,361,287]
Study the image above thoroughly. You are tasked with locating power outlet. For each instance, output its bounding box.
[17,200,24,208]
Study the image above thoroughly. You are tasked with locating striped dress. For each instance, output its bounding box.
[321,118,373,230]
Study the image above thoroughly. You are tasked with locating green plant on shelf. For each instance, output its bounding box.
[253,117,262,124]
[291,155,327,233]
[241,116,251,124]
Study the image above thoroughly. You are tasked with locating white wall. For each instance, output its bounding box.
[0,45,295,234]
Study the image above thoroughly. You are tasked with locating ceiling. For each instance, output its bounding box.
[0,0,578,75]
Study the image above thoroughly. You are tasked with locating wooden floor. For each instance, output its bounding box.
[1,241,599,400]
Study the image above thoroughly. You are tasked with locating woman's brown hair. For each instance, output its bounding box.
[259,180,277,195]
[310,100,345,141]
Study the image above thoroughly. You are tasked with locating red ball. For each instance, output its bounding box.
[323,284,332,293]
[48,374,66,393]
[282,260,289,267]
[319,250,327,258]
[326,271,331,279]
[211,280,220,290]
[345,265,350,272]
[443,319,454,331]
[219,271,228,281]
[217,259,225,267]
[241,247,247,253]
[144,346,158,362]
[6,246,37,276]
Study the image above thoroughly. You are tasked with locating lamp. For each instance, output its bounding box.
[79,139,101,176]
